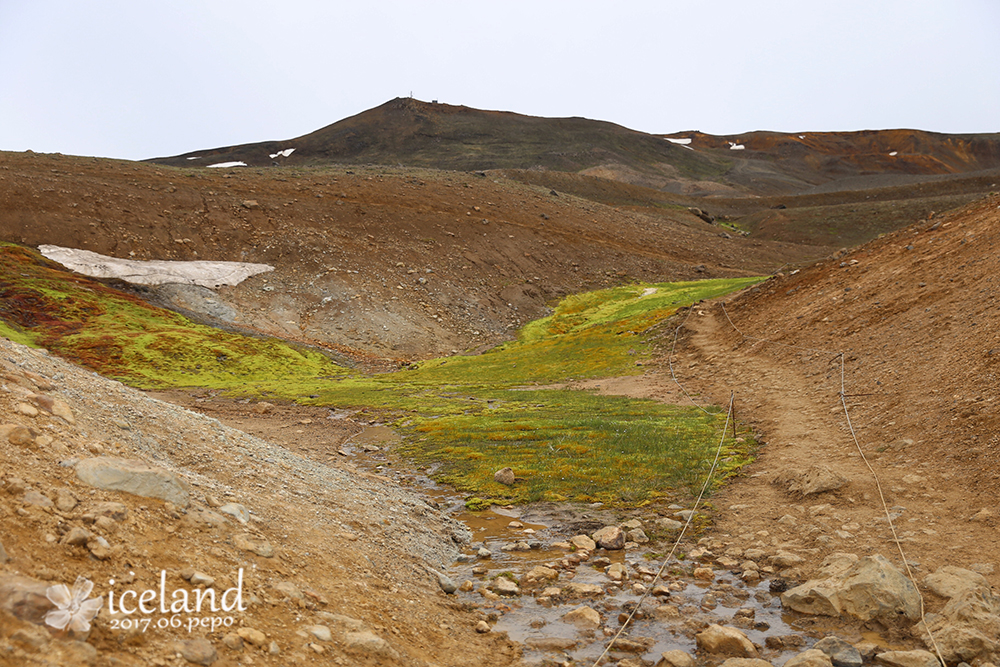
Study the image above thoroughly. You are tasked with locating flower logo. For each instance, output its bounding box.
[45,576,103,632]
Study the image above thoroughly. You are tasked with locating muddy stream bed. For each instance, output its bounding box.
[351,425,915,666]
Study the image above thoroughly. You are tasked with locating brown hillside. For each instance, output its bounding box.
[652,193,1000,596]
[0,151,816,359]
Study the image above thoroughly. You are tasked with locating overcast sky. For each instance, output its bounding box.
[2,1,998,161]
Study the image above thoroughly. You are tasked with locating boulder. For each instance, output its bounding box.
[488,577,520,597]
[570,534,596,551]
[781,554,920,624]
[592,526,625,550]
[913,585,1000,663]
[695,624,759,657]
[75,457,190,507]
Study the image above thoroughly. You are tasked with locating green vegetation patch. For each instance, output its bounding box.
[0,241,761,506]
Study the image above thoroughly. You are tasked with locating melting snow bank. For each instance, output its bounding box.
[38,245,273,288]
[665,137,692,145]
[269,148,295,159]
[729,142,745,150]
[206,161,247,168]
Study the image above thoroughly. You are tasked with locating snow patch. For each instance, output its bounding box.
[38,245,273,288]
[269,148,295,159]
[665,137,692,145]
[186,156,200,160]
[728,142,745,150]
[641,287,657,297]
[206,161,247,168]
[889,151,898,156]
[798,135,806,139]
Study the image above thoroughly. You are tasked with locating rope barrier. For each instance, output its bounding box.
[719,300,945,667]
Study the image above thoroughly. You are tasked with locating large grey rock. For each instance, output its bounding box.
[924,566,989,599]
[913,585,1000,663]
[695,624,759,657]
[493,467,515,486]
[781,554,919,624]
[218,503,250,524]
[75,457,189,507]
[784,649,834,667]
[813,636,862,667]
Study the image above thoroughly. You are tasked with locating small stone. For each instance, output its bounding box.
[2,425,34,447]
[813,636,862,667]
[494,467,515,486]
[16,403,39,417]
[75,456,190,507]
[627,528,649,543]
[570,534,597,551]
[22,490,53,508]
[784,650,834,667]
[593,525,625,550]
[87,536,113,559]
[55,488,78,512]
[343,630,400,660]
[475,620,490,633]
[61,526,91,546]
[488,577,520,596]
[218,503,250,524]
[459,580,474,592]
[236,627,266,646]
[657,649,696,667]
[268,641,280,655]
[305,625,332,642]
[653,604,681,619]
[695,624,759,657]
[564,582,604,598]
[233,533,274,558]
[189,572,215,587]
[436,572,457,594]
[773,550,805,568]
[874,650,941,667]
[693,566,715,581]
[169,638,218,666]
[563,605,602,629]
[477,547,492,559]
[520,566,559,587]
[656,517,683,532]
[924,566,989,599]
[606,562,629,582]
[221,633,243,651]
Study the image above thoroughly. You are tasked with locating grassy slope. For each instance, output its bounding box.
[0,243,762,505]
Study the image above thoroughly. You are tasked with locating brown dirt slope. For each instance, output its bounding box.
[657,193,1000,590]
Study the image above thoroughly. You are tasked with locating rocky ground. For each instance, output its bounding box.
[0,337,521,667]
